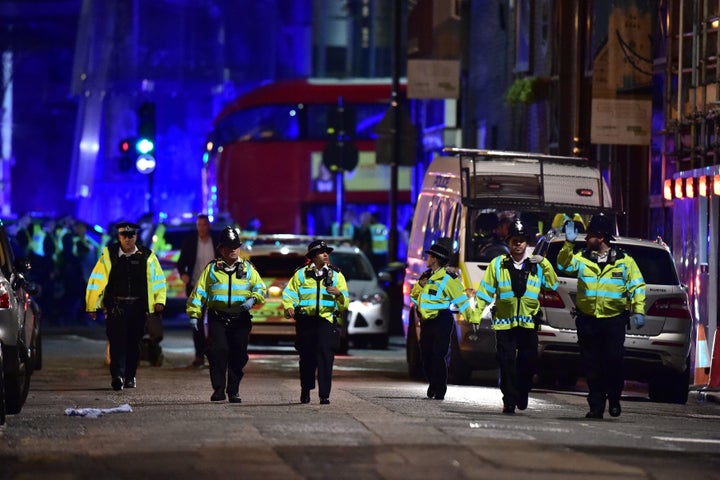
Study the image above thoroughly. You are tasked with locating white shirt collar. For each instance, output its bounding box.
[118,246,138,257]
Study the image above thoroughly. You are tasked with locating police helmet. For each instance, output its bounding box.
[506,218,529,242]
[586,214,615,241]
[218,226,243,249]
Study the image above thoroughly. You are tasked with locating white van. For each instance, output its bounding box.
[403,148,613,383]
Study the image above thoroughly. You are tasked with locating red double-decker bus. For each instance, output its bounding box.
[204,78,414,235]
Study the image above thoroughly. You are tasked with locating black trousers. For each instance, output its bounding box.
[576,314,627,413]
[495,327,538,408]
[419,310,454,397]
[106,299,146,380]
[206,311,252,395]
[295,315,336,399]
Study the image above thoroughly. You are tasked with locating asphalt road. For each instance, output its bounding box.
[2,328,720,479]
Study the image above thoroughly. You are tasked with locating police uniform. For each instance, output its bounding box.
[472,219,559,413]
[557,214,646,418]
[85,221,167,391]
[187,226,266,403]
[410,241,480,400]
[282,240,349,404]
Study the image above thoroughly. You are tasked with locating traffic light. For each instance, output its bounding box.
[136,101,156,157]
[118,137,134,172]
[135,101,156,174]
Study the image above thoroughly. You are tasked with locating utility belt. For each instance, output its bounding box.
[209,309,251,326]
[419,308,451,324]
[573,308,630,328]
[107,296,144,317]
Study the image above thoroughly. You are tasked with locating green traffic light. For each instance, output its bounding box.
[136,138,155,154]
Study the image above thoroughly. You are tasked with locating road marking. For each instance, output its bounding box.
[653,436,720,445]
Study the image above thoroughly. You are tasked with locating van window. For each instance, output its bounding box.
[408,194,460,260]
[466,209,555,263]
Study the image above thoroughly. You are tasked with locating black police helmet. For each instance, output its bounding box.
[218,226,243,249]
[586,214,615,241]
[506,218,529,242]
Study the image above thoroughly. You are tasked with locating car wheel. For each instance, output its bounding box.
[372,334,389,350]
[0,351,6,426]
[649,358,690,404]
[3,345,30,415]
[447,323,472,385]
[406,313,423,380]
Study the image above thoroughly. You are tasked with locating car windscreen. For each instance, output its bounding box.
[250,254,307,277]
[329,252,375,281]
[545,241,679,285]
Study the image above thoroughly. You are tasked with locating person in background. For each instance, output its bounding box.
[187,226,266,403]
[470,219,558,414]
[368,212,388,271]
[559,214,646,419]
[411,238,481,401]
[177,214,217,367]
[282,240,349,405]
[85,221,166,391]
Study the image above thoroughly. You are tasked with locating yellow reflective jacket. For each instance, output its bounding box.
[187,258,266,318]
[85,245,167,313]
[557,241,646,318]
[282,266,349,323]
[474,255,559,330]
[410,267,480,323]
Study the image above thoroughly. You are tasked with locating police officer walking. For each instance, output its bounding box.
[471,219,559,414]
[187,226,266,403]
[411,239,480,401]
[85,221,167,391]
[560,214,646,419]
[282,240,349,405]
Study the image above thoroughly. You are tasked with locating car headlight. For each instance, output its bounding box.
[359,293,385,305]
[268,285,283,298]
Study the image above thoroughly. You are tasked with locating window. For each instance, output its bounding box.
[515,0,531,72]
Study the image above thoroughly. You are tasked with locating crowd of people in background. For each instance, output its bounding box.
[7,214,106,326]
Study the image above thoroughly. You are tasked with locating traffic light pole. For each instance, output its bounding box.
[388,0,402,264]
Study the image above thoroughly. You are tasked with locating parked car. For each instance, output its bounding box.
[0,219,42,425]
[242,235,391,351]
[538,234,693,404]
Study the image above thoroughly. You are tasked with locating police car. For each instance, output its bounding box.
[537,234,693,404]
[241,235,390,351]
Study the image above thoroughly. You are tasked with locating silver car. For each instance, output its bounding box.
[0,219,42,425]
[538,234,692,404]
[242,236,390,350]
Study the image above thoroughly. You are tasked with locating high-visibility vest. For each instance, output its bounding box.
[556,241,646,318]
[187,259,266,318]
[85,245,167,313]
[410,267,480,323]
[282,266,349,323]
[475,255,559,330]
[370,223,388,254]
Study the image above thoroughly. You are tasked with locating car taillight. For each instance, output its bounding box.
[0,284,9,308]
[646,297,692,319]
[539,290,565,308]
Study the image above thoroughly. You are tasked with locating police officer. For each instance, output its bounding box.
[187,226,266,403]
[560,214,646,419]
[471,219,559,414]
[282,240,349,405]
[411,239,480,401]
[85,221,167,391]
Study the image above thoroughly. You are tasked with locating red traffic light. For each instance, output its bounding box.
[119,138,132,153]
